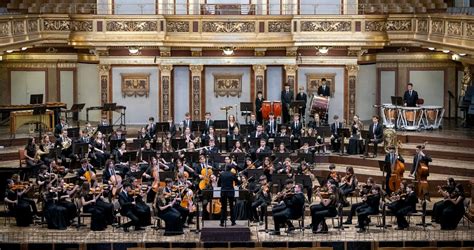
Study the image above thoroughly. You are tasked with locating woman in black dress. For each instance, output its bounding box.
[154,186,184,236]
[24,136,44,176]
[226,115,240,151]
[339,166,357,205]
[80,182,113,231]
[91,131,110,168]
[432,177,456,223]
[347,115,364,155]
[311,184,339,233]
[439,184,466,230]
[4,179,34,226]
[43,182,69,230]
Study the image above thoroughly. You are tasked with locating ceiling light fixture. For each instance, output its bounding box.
[318,47,329,54]
[459,53,467,56]
[428,47,435,51]
[6,50,13,53]
[21,47,28,51]
[223,47,234,56]
[128,47,140,54]
[442,50,450,53]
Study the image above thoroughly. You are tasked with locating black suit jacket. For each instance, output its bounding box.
[403,90,419,107]
[202,119,214,135]
[296,93,307,109]
[248,120,259,133]
[168,123,176,137]
[218,170,238,193]
[290,121,303,137]
[255,97,265,113]
[330,122,343,137]
[265,119,278,136]
[118,190,134,215]
[317,85,330,97]
[402,191,418,213]
[54,123,66,137]
[285,192,305,219]
[368,123,383,141]
[249,131,268,140]
[182,119,192,130]
[281,90,294,106]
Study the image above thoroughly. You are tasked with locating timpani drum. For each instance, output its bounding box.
[422,105,444,129]
[381,104,399,129]
[262,101,272,120]
[273,101,282,118]
[400,107,423,131]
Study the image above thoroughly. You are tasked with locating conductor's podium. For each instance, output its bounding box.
[10,109,54,135]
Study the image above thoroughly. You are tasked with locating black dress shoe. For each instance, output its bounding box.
[356,228,366,233]
[343,220,352,225]
[219,223,224,227]
[231,222,236,226]
[287,226,296,232]
[135,227,145,231]
[269,231,281,235]
[123,226,129,232]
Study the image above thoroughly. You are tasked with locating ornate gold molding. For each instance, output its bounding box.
[202,21,255,33]
[284,64,298,92]
[253,64,266,97]
[160,64,173,121]
[190,65,203,119]
[167,21,190,32]
[72,21,93,32]
[346,64,359,77]
[43,19,70,31]
[98,64,111,119]
[189,64,203,75]
[461,64,472,97]
[268,21,291,32]
[106,21,158,32]
[301,21,351,32]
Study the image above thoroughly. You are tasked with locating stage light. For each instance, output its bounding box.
[21,47,28,51]
[223,47,234,56]
[318,47,329,54]
[442,50,450,53]
[6,50,13,53]
[459,53,467,56]
[128,47,140,54]
[428,47,435,51]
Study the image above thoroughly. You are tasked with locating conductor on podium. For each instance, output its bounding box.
[218,165,239,227]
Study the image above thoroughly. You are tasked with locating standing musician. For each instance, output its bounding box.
[4,179,38,226]
[226,114,240,150]
[266,112,278,138]
[330,115,343,152]
[202,112,214,136]
[119,182,145,231]
[154,186,184,235]
[218,165,239,226]
[248,114,259,134]
[365,115,383,157]
[146,117,157,139]
[389,183,418,230]
[408,144,432,178]
[54,117,68,138]
[296,86,307,124]
[317,78,330,97]
[255,91,265,124]
[384,145,405,194]
[270,181,305,235]
[310,184,339,234]
[164,178,190,227]
[281,84,293,124]
[251,175,271,224]
[403,83,419,107]
[347,115,364,155]
[167,119,177,138]
[181,112,193,132]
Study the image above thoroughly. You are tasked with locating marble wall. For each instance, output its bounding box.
[356,64,377,121]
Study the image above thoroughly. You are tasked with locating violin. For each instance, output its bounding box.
[12,182,31,191]
[273,187,295,202]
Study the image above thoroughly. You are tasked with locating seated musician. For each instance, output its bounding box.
[129,177,152,227]
[262,156,275,183]
[24,136,44,176]
[355,185,382,233]
[387,180,408,212]
[55,129,74,161]
[330,115,343,152]
[326,164,340,185]
[4,179,38,226]
[347,115,364,155]
[270,182,305,235]
[76,158,96,183]
[248,124,268,143]
[146,117,157,139]
[231,140,246,153]
[175,158,195,178]
[290,114,303,139]
[437,184,466,230]
[112,141,129,168]
[231,126,243,142]
[202,126,219,146]
[183,127,198,145]
[137,127,151,141]
[408,144,432,178]
[432,177,456,223]
[277,158,294,180]
[118,182,145,231]
[163,178,190,227]
[266,112,278,138]
[42,181,69,230]
[248,113,259,134]
[77,129,91,144]
[205,139,219,155]
[154,186,184,235]
[251,175,271,224]
[161,139,173,153]
[252,138,271,156]
[297,161,316,202]
[312,128,328,154]
[102,159,122,186]
[39,134,54,165]
[365,115,383,157]
[223,155,238,172]
[389,183,418,230]
[339,166,357,206]
[277,125,290,138]
[80,182,114,231]
[57,178,79,225]
[54,117,68,138]
[91,131,110,167]
[276,142,290,153]
[343,177,375,225]
[308,113,323,129]
[110,127,126,141]
[99,115,109,126]
[311,184,339,234]
[384,145,405,195]
[298,142,313,154]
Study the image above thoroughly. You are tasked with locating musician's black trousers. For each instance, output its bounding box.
[220,191,235,224]
[251,199,267,222]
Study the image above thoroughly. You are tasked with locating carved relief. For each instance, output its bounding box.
[365,21,385,32]
[253,64,266,95]
[202,21,255,33]
[467,22,474,37]
[161,76,170,121]
[121,73,150,98]
[72,21,93,32]
[0,22,10,37]
[213,74,243,97]
[268,21,291,32]
[106,21,158,32]
[166,21,189,32]
[431,20,444,34]
[27,20,38,33]
[447,21,462,36]
[256,75,264,95]
[417,19,428,33]
[12,21,25,35]
[348,75,356,122]
[98,64,110,118]
[192,76,201,118]
[385,20,412,31]
[43,20,70,31]
[301,21,351,32]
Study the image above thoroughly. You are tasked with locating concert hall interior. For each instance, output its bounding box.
[0,0,474,250]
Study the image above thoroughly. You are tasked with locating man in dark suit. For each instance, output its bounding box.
[365,115,383,157]
[290,114,303,138]
[218,165,239,226]
[317,78,330,97]
[384,145,405,194]
[265,112,278,138]
[202,112,214,136]
[167,119,176,138]
[356,186,381,233]
[248,114,259,134]
[409,145,432,178]
[296,86,307,124]
[403,83,419,107]
[54,117,68,138]
[255,91,265,124]
[119,182,143,231]
[391,184,418,230]
[270,183,305,235]
[281,85,293,124]
[181,112,192,132]
[330,115,343,152]
[146,117,157,139]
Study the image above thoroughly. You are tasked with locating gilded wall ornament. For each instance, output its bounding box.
[213,74,243,97]
[447,21,462,36]
[12,21,25,35]
[43,20,70,31]
[385,20,412,31]
[121,73,150,98]
[192,76,201,118]
[431,20,444,34]
[0,22,9,37]
[301,21,351,32]
[202,21,255,33]
[106,21,158,32]
[27,20,38,33]
[268,21,291,32]
[72,21,93,32]
[417,19,428,33]
[365,21,386,32]
[167,21,189,32]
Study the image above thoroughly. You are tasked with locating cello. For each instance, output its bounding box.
[414,142,429,198]
[388,140,405,193]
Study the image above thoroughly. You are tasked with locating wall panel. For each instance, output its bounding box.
[10,71,46,105]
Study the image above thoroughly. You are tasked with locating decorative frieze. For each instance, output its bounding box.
[106,21,158,32]
[365,21,385,32]
[466,22,474,37]
[284,65,298,93]
[301,21,351,32]
[346,65,359,123]
[202,21,255,33]
[253,65,266,97]
[27,20,38,33]
[160,65,173,122]
[417,19,428,33]
[12,21,25,35]
[43,20,70,31]
[268,21,291,32]
[190,65,203,119]
[166,21,189,32]
[72,21,93,32]
[385,20,412,31]
[98,64,111,119]
[0,22,10,37]
[431,19,444,34]
[447,21,462,37]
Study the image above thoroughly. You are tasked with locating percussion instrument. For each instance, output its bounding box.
[310,95,329,121]
[421,106,444,129]
[380,104,399,129]
[400,107,423,131]
[261,101,282,120]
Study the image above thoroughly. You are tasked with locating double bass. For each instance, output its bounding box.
[414,142,429,198]
[388,140,405,192]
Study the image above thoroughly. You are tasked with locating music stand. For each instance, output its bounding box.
[68,103,85,126]
[337,128,351,156]
[391,96,404,106]
[272,174,288,192]
[156,122,169,133]
[32,105,47,139]
[98,125,113,135]
[133,139,146,149]
[213,120,227,130]
[123,151,138,162]
[230,152,246,164]
[290,100,305,115]
[317,126,331,143]
[240,102,254,124]
[110,139,126,150]
[67,127,80,139]
[171,138,186,149]
[295,174,312,188]
[160,152,177,162]
[274,152,290,163]
[184,152,200,164]
[30,94,43,104]
[72,142,89,159]
[159,171,175,182]
[300,137,315,146]
[239,124,252,136]
[191,121,205,134]
[256,152,272,163]
[48,147,62,160]
[103,103,117,111]
[274,137,290,147]
[360,130,371,158]
[247,169,264,181]
[141,151,155,163]
[248,137,261,148]
[297,152,314,163]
